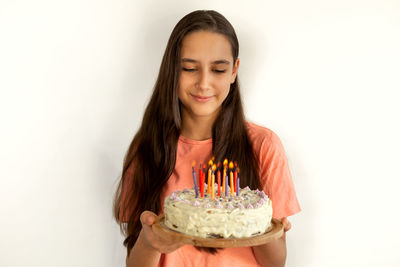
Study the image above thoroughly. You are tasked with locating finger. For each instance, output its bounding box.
[140,211,157,226]
[280,217,292,232]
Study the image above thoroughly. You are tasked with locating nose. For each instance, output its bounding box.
[197,70,211,91]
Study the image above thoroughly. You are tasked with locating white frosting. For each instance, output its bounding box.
[164,186,273,238]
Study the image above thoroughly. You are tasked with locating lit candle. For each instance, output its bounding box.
[203,164,207,195]
[236,167,240,197]
[217,163,221,197]
[225,174,228,197]
[229,161,234,195]
[192,161,199,198]
[202,172,206,196]
[234,162,238,194]
[222,159,228,195]
[207,160,213,195]
[211,164,216,199]
[199,164,203,197]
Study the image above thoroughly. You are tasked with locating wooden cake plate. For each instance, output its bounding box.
[152,215,284,248]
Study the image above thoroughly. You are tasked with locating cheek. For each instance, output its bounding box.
[216,79,231,97]
[178,75,190,91]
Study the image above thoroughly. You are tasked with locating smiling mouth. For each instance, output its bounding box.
[191,94,213,103]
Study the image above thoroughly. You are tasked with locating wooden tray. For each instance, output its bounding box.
[152,215,283,248]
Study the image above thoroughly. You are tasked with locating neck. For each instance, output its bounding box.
[180,108,219,141]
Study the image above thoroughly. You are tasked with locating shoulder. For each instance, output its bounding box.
[245,121,285,157]
[246,121,272,138]
[245,121,277,145]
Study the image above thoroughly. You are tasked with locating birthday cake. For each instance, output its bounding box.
[163,186,273,239]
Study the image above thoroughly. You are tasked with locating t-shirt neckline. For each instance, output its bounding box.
[178,135,213,145]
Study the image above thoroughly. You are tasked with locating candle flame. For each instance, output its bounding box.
[192,161,196,167]
[234,162,238,167]
[208,160,213,166]
[212,164,217,171]
[223,159,228,166]
[229,161,234,169]
[217,162,221,167]
[203,163,207,169]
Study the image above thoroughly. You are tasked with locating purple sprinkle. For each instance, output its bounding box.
[204,203,211,208]
[215,202,223,209]
[254,202,262,208]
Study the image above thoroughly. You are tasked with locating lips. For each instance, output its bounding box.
[191,94,213,103]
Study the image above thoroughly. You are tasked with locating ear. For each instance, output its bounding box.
[230,58,240,84]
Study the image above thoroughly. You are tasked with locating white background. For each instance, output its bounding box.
[1,0,399,266]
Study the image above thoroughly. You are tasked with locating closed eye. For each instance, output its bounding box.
[182,68,226,74]
[182,68,196,72]
[214,70,226,73]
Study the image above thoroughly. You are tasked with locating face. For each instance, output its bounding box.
[178,30,240,121]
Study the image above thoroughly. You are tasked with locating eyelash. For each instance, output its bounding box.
[182,68,226,73]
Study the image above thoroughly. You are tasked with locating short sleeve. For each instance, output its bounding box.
[258,131,301,219]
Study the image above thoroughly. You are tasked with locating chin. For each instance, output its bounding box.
[190,108,220,118]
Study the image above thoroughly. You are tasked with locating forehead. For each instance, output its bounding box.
[180,30,233,63]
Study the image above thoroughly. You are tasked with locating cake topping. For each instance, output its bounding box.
[226,203,234,209]
[169,192,179,201]
[246,203,254,209]
[253,202,262,208]
[215,202,223,209]
[204,203,211,208]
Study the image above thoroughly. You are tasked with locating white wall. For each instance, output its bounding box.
[1,1,399,266]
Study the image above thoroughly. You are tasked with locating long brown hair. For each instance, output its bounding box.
[113,10,262,255]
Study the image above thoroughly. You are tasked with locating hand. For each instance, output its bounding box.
[280,217,291,232]
[140,211,185,254]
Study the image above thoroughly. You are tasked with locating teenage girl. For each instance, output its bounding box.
[113,10,300,267]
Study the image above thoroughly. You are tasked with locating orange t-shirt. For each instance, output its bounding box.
[121,122,301,267]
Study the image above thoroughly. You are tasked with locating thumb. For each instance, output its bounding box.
[140,211,157,226]
[280,217,292,232]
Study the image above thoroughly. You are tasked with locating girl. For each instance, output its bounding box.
[113,10,300,267]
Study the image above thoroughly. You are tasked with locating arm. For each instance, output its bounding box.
[127,229,161,267]
[126,211,184,267]
[252,217,291,267]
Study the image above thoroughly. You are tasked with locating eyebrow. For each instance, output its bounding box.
[181,58,230,65]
